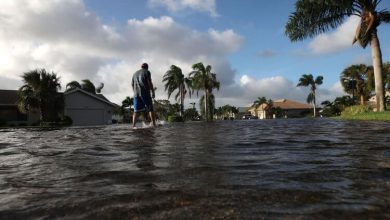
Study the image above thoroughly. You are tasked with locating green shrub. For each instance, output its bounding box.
[40,122,58,127]
[167,115,184,122]
[60,116,73,126]
[31,122,40,126]
[341,105,371,116]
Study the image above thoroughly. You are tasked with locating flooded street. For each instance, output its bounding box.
[1,119,390,219]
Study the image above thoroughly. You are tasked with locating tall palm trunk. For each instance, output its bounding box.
[371,30,386,112]
[313,90,316,117]
[204,89,208,121]
[40,101,49,123]
[179,84,184,117]
[360,95,365,105]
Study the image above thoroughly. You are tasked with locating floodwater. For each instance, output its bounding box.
[0,119,390,219]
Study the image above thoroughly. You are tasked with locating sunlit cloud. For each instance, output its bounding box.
[309,16,360,54]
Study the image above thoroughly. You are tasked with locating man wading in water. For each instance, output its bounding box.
[132,63,156,128]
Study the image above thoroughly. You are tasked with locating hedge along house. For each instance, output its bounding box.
[64,88,116,126]
[0,90,40,126]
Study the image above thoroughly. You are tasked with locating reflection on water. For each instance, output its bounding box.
[1,119,390,219]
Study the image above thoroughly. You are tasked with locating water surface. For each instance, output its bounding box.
[1,119,390,219]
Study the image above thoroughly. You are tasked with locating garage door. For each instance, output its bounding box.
[66,109,104,126]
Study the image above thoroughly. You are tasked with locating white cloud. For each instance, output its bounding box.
[316,81,346,103]
[309,16,360,54]
[0,0,241,104]
[212,75,346,107]
[351,54,372,65]
[257,49,277,58]
[0,0,346,108]
[148,0,218,17]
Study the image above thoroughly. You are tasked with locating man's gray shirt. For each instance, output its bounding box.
[132,69,151,97]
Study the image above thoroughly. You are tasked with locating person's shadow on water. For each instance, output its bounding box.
[132,129,157,172]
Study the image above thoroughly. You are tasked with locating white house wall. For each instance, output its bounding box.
[64,92,113,126]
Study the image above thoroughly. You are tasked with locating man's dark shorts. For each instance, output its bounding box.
[134,94,154,112]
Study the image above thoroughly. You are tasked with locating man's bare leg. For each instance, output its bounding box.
[149,111,156,127]
[132,112,138,128]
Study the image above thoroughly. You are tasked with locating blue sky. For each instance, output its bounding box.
[1,0,389,107]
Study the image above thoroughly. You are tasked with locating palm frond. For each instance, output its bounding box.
[66,81,81,91]
[307,92,315,104]
[315,75,324,85]
[297,74,314,87]
[286,0,354,41]
[81,79,96,94]
[378,11,390,23]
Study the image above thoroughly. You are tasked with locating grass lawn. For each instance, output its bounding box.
[340,110,390,121]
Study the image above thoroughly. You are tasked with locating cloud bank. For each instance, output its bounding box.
[214,75,344,107]
[0,0,239,104]
[0,0,346,108]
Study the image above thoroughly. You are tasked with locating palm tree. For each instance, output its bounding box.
[122,96,133,109]
[65,81,81,91]
[16,69,63,123]
[65,79,101,94]
[253,96,268,108]
[119,96,133,122]
[163,65,192,116]
[217,105,239,119]
[286,0,390,112]
[297,74,323,117]
[189,63,220,121]
[340,64,373,105]
[266,99,274,119]
[81,79,97,94]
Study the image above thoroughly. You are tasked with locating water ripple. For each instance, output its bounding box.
[1,119,390,219]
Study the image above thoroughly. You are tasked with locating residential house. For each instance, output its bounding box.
[0,90,40,125]
[272,99,313,118]
[64,88,116,126]
[246,99,313,119]
[248,103,268,119]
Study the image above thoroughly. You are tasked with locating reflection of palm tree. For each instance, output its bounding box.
[297,74,323,117]
[189,63,220,121]
[340,64,373,105]
[286,0,390,111]
[16,69,63,122]
[163,65,192,116]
